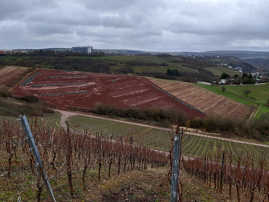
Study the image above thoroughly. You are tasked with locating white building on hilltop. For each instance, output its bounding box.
[71,46,93,55]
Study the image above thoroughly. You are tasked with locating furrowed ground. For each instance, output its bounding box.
[148,77,253,120]
[0,66,33,87]
[12,69,204,119]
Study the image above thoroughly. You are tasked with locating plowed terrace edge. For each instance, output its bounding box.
[148,78,253,120]
[12,69,205,119]
[0,66,30,87]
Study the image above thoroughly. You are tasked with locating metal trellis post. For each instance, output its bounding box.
[20,115,56,202]
[170,129,182,202]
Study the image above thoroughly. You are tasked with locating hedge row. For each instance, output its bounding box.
[92,105,269,141]
[92,105,186,126]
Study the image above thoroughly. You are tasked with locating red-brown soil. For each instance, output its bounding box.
[12,69,205,119]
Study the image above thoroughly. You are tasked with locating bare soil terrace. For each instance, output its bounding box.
[12,69,205,119]
[0,66,30,87]
[148,78,253,120]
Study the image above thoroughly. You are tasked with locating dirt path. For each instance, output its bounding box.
[56,109,269,149]
[59,110,69,131]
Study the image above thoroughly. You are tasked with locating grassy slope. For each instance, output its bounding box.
[69,115,172,151]
[197,83,269,118]
[0,55,214,79]
[68,116,269,161]
[0,97,61,128]
[0,160,229,202]
[0,111,61,128]
[99,168,230,202]
[92,55,199,73]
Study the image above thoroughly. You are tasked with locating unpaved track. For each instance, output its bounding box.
[56,109,269,149]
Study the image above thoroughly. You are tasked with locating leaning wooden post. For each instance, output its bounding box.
[170,126,182,202]
[20,115,57,202]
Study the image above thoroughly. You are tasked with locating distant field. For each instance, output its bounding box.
[148,78,253,120]
[68,115,268,162]
[110,65,198,74]
[91,55,168,64]
[205,66,240,77]
[102,55,199,74]
[198,83,269,118]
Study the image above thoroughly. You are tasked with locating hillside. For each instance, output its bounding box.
[68,114,269,156]
[0,66,33,87]
[12,68,205,119]
[204,50,269,59]
[1,65,256,121]
[198,83,269,119]
[0,66,268,201]
[245,58,269,70]
[0,117,236,202]
[0,55,219,82]
[148,78,253,120]
[187,50,269,72]
[205,66,239,77]
[1,110,268,201]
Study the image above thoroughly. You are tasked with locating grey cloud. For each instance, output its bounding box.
[0,0,56,20]
[0,0,269,51]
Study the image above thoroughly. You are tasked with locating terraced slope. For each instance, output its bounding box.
[0,66,31,87]
[148,78,253,120]
[12,69,205,119]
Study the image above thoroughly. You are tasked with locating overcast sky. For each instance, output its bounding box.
[0,0,269,51]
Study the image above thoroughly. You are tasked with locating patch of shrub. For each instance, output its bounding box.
[19,95,39,103]
[186,118,204,129]
[0,86,11,97]
[115,67,134,74]
[92,104,186,125]
[266,99,269,107]
[187,117,237,133]
[260,112,269,121]
[0,99,53,117]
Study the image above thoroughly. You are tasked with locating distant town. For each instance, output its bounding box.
[0,46,94,55]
